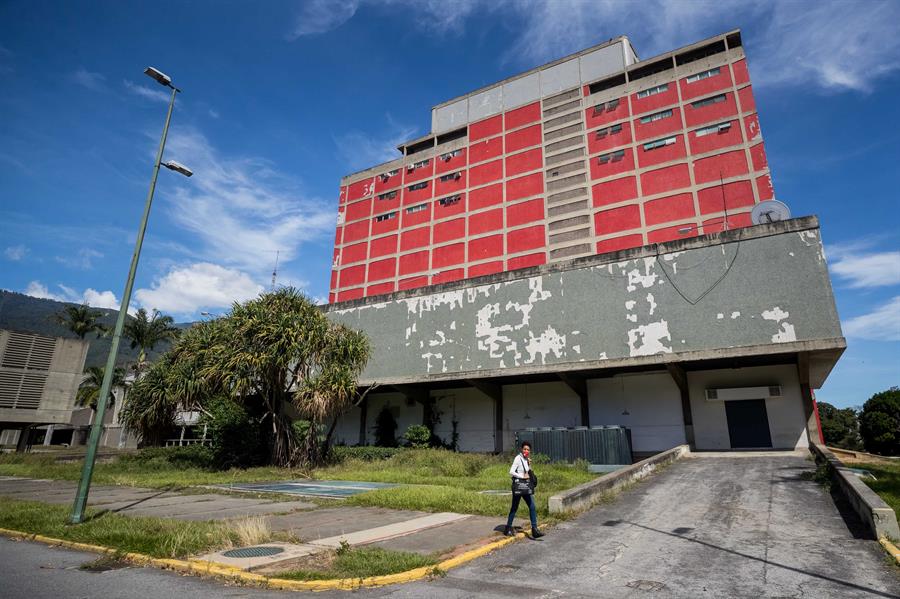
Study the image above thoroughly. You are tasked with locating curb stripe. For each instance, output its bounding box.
[880,537,900,565]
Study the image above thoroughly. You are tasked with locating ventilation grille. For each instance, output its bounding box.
[768,386,783,397]
[0,371,48,409]
[1,332,56,371]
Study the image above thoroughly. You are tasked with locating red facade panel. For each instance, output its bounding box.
[592,176,638,207]
[732,58,750,85]
[372,193,401,215]
[756,173,774,200]
[468,261,504,278]
[435,148,467,174]
[469,159,503,187]
[679,66,734,100]
[470,114,503,141]
[469,207,503,235]
[693,150,749,184]
[399,250,429,275]
[374,170,402,194]
[367,257,396,282]
[640,163,691,196]
[506,148,543,177]
[403,180,433,204]
[507,252,546,271]
[469,183,503,210]
[435,170,467,195]
[369,234,397,258]
[697,181,755,214]
[342,241,368,265]
[345,198,372,222]
[702,212,752,233]
[633,108,683,142]
[432,242,465,269]
[506,172,543,202]
[684,92,737,127]
[469,136,503,164]
[366,281,395,297]
[432,269,465,285]
[506,198,545,227]
[504,102,541,130]
[404,160,434,184]
[339,264,366,288]
[398,275,428,291]
[337,288,364,302]
[585,96,629,129]
[648,224,691,244]
[435,192,466,217]
[590,147,635,180]
[637,135,687,168]
[402,203,432,228]
[343,219,370,243]
[643,193,696,226]
[738,85,756,112]
[469,234,504,261]
[631,83,678,115]
[688,120,743,155]
[339,186,347,205]
[334,222,343,246]
[433,218,465,243]
[347,178,375,202]
[743,113,761,143]
[400,226,430,251]
[587,123,632,155]
[371,212,400,236]
[505,125,542,153]
[507,225,545,253]
[749,143,768,171]
[597,234,644,254]
[594,204,641,236]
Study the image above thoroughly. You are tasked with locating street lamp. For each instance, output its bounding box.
[69,66,192,524]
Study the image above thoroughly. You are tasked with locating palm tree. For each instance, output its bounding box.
[77,366,127,422]
[119,356,178,447]
[123,308,179,372]
[55,304,108,339]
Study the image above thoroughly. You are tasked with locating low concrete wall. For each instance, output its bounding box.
[548,444,690,514]
[810,443,900,541]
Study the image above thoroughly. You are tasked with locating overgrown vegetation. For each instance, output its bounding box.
[859,388,900,456]
[818,401,863,450]
[0,497,258,558]
[275,547,438,580]
[855,461,900,521]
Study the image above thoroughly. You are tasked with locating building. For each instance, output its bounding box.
[0,329,88,449]
[330,30,771,302]
[322,31,845,456]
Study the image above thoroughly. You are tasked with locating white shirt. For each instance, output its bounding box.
[509,453,531,479]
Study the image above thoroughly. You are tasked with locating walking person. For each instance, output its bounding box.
[504,441,544,538]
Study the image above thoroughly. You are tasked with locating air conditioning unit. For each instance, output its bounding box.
[705,385,782,401]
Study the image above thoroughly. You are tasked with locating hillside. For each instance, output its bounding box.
[0,290,189,368]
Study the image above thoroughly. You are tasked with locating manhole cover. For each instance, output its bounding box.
[222,546,285,559]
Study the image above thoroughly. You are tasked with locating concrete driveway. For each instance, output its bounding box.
[2,453,898,598]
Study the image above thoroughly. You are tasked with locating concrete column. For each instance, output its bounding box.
[358,396,368,446]
[666,364,695,447]
[43,425,54,446]
[15,426,30,453]
[796,352,820,444]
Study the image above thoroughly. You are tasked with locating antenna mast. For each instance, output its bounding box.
[271,250,280,291]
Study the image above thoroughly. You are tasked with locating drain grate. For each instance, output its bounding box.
[222,546,285,559]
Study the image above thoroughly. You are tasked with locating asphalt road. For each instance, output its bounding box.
[3,453,898,598]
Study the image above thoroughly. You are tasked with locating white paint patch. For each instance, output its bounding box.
[627,314,637,322]
[731,311,740,319]
[449,321,456,330]
[717,313,724,320]
[524,326,566,364]
[598,352,608,360]
[772,322,797,343]
[646,293,657,316]
[625,258,659,292]
[762,307,789,322]
[572,345,581,354]
[627,320,672,356]
[625,300,636,310]
[789,252,795,257]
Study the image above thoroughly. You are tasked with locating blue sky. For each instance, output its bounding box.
[1,0,898,408]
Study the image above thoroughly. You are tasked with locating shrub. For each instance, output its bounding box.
[119,445,214,470]
[403,425,431,448]
[329,446,403,463]
[859,387,900,456]
[202,396,264,468]
[818,402,862,450]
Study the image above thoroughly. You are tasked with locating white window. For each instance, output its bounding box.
[636,83,668,99]
[640,109,673,124]
[686,67,721,83]
[406,203,428,214]
[643,136,677,151]
[407,182,428,191]
[439,172,461,182]
[691,94,726,109]
[695,122,732,137]
[598,149,626,164]
[377,191,397,200]
[407,159,430,172]
[440,149,462,161]
[375,211,397,222]
[439,194,461,207]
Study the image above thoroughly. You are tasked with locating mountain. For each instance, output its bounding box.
[0,290,190,369]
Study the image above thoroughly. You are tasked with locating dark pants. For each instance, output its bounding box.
[506,491,538,530]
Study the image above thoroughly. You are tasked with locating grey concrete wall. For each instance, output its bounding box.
[326,219,844,386]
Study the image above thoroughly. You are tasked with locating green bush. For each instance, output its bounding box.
[118,445,214,470]
[328,446,403,463]
[201,396,264,468]
[403,424,431,448]
[859,387,900,456]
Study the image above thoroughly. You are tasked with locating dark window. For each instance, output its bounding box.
[407,181,428,191]
[690,93,726,109]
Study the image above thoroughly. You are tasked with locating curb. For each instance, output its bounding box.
[880,537,900,566]
[0,526,525,591]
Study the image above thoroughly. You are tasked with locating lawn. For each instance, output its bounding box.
[0,448,597,519]
[855,461,900,521]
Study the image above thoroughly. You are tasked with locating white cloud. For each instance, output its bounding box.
[208,108,220,119]
[161,127,335,273]
[55,247,104,270]
[123,79,171,103]
[134,262,264,316]
[828,241,900,288]
[4,245,27,261]
[71,67,105,91]
[24,281,120,310]
[334,119,418,171]
[287,0,360,39]
[843,296,900,341]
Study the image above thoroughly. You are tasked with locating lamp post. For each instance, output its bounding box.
[70,67,192,524]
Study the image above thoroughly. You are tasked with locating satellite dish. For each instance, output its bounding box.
[751,200,791,225]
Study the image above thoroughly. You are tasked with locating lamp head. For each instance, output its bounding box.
[163,160,193,177]
[143,67,172,88]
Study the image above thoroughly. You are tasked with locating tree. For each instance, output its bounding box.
[119,288,370,466]
[77,366,127,412]
[859,387,900,456]
[55,304,107,339]
[123,308,179,371]
[119,354,179,447]
[817,402,861,450]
